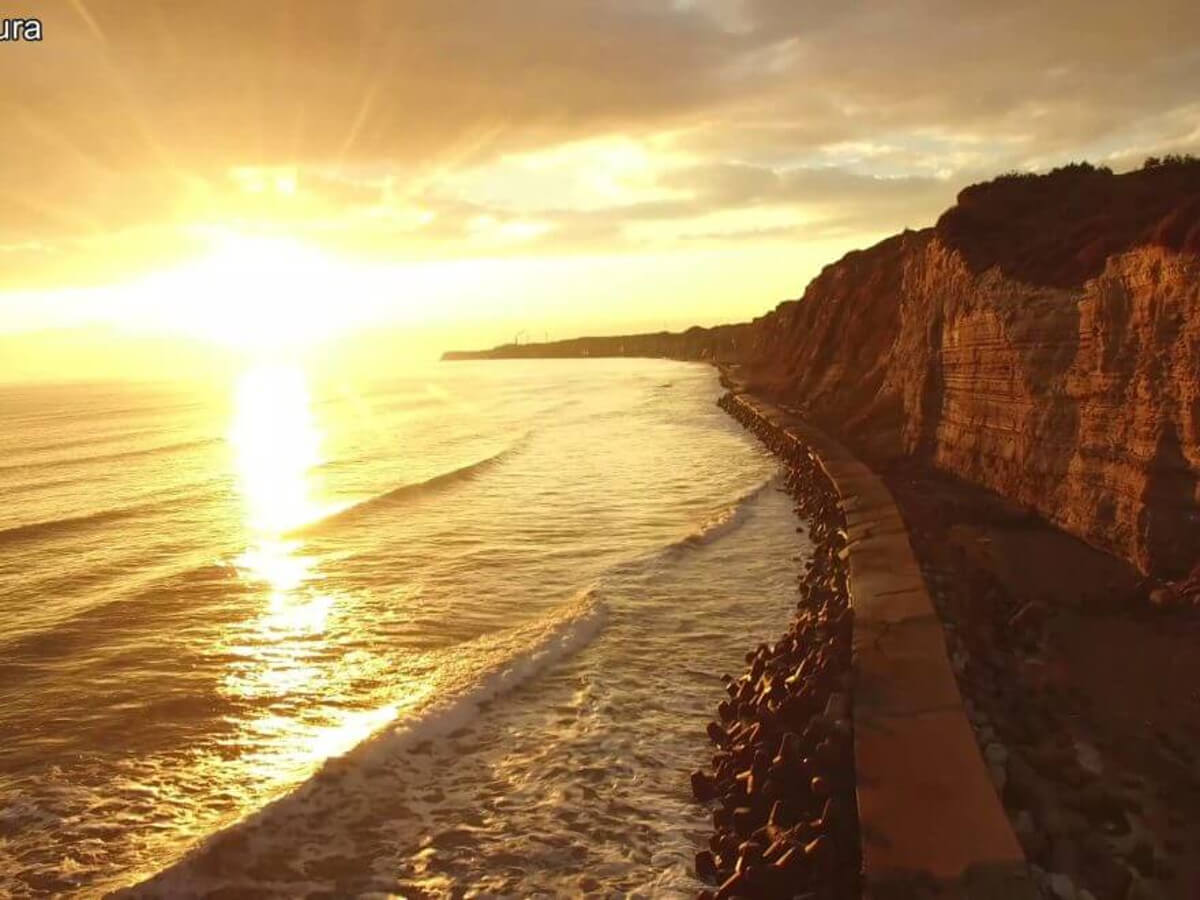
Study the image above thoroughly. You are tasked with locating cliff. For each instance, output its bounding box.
[445,161,1200,579]
[753,231,1200,580]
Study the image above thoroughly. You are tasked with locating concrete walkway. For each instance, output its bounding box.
[729,394,1036,898]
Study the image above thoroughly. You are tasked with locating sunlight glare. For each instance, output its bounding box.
[124,233,362,352]
[220,362,400,785]
[230,363,324,537]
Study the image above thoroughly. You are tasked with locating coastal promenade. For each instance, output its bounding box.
[723,391,1036,898]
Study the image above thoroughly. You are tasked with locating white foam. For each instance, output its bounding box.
[665,474,775,553]
[356,588,607,765]
[117,591,607,898]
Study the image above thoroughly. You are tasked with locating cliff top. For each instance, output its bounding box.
[936,156,1200,289]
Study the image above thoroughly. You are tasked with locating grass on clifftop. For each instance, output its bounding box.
[937,156,1200,288]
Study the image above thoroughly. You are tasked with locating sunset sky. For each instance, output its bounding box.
[1,1,1199,378]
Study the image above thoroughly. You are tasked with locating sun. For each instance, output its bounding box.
[124,231,364,354]
[105,227,504,359]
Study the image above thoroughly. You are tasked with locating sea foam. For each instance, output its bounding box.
[117,590,607,898]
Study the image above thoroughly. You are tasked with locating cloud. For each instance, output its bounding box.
[0,0,1198,292]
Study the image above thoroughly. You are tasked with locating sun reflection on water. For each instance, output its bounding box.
[228,362,327,649]
[230,363,324,538]
[222,363,396,784]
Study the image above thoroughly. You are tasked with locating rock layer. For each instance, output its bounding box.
[741,236,1200,580]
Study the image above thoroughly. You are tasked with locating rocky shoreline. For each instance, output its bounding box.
[884,459,1200,899]
[700,384,1199,899]
[688,393,860,899]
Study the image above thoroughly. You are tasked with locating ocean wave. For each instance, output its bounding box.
[0,473,83,498]
[2,425,169,458]
[0,557,243,660]
[667,476,774,551]
[0,502,164,548]
[0,437,219,476]
[105,476,774,898]
[572,475,774,586]
[290,441,523,536]
[115,589,607,898]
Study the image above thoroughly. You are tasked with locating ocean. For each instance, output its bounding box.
[0,358,807,898]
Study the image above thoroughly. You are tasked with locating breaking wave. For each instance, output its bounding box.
[668,476,774,551]
[116,590,608,898]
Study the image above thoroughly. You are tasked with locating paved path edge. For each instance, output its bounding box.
[726,392,1037,899]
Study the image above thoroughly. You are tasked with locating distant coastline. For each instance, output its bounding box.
[440,326,743,363]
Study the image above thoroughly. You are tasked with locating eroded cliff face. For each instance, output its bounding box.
[740,236,1200,578]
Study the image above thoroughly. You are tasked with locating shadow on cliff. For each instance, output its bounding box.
[1140,422,1200,579]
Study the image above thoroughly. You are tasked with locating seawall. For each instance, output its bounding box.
[718,390,1036,897]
